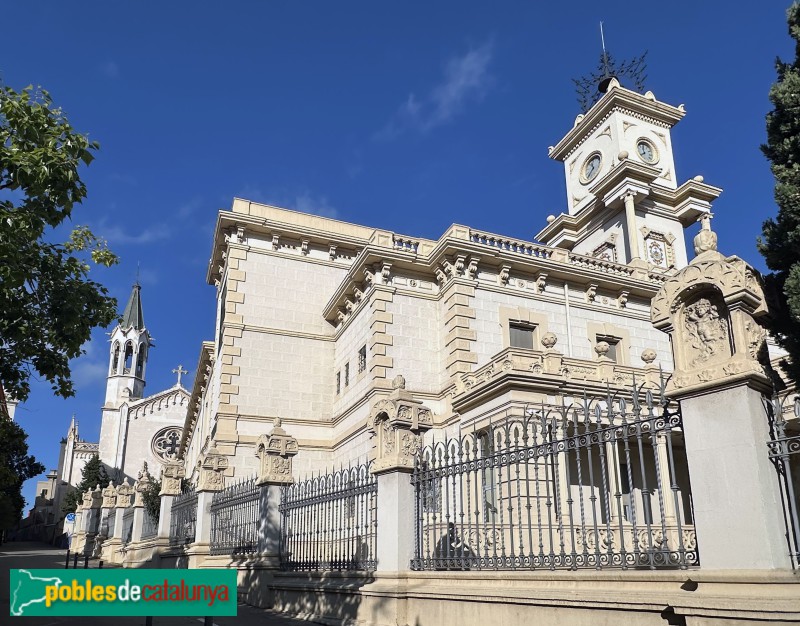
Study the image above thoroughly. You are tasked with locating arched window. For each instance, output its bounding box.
[135,343,146,377]
[111,342,120,375]
[123,342,134,374]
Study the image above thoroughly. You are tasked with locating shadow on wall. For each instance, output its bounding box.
[238,565,378,625]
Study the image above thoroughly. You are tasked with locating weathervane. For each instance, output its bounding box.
[573,22,648,113]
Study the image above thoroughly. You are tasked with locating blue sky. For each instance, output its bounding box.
[5,2,794,508]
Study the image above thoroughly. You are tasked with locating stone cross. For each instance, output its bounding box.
[172,364,188,386]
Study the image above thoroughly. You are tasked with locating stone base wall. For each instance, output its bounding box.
[267,570,800,626]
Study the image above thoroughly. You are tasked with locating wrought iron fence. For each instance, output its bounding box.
[169,485,197,547]
[141,510,158,540]
[766,393,800,568]
[280,462,377,571]
[210,476,260,555]
[121,508,134,545]
[411,385,697,571]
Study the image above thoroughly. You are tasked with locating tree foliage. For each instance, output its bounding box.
[0,84,119,402]
[61,453,109,513]
[761,3,800,385]
[141,478,161,521]
[0,416,45,530]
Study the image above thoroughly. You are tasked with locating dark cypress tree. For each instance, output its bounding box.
[61,454,110,513]
[760,2,800,385]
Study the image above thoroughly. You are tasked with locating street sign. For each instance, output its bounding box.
[65,513,76,523]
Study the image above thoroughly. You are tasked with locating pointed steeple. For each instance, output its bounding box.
[121,283,145,330]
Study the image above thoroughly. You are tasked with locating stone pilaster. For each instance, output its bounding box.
[157,462,186,540]
[441,278,477,377]
[368,284,394,381]
[190,446,229,565]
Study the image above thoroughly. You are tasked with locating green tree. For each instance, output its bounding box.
[61,454,109,514]
[0,416,45,530]
[0,84,119,402]
[761,2,800,386]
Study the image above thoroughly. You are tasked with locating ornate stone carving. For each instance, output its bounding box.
[151,426,182,463]
[498,264,511,286]
[641,348,657,365]
[693,213,717,255]
[586,283,598,303]
[541,333,558,350]
[101,484,117,509]
[594,341,611,360]
[255,418,299,485]
[368,374,434,474]
[535,272,548,293]
[115,480,135,508]
[618,290,629,309]
[683,296,730,366]
[159,462,186,496]
[466,257,479,279]
[197,445,229,492]
[651,228,771,397]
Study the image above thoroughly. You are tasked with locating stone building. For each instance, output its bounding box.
[180,79,733,521]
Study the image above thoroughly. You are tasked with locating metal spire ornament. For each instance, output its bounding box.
[573,22,648,113]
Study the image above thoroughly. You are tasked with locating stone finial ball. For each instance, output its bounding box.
[594,341,610,357]
[541,332,558,350]
[618,150,629,161]
[641,348,657,365]
[693,175,704,183]
[392,374,406,390]
[546,214,556,224]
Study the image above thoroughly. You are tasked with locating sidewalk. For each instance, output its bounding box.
[1,541,315,626]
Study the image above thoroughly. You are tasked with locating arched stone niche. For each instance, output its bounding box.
[651,251,770,396]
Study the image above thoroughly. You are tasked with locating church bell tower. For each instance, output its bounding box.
[104,282,153,407]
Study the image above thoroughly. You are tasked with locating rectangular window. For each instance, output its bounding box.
[358,345,367,373]
[596,335,620,362]
[336,371,341,395]
[509,322,535,349]
[344,363,350,387]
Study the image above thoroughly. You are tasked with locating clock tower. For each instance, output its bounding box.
[536,78,721,270]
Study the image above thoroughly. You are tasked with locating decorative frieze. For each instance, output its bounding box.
[368,375,434,473]
[255,418,299,485]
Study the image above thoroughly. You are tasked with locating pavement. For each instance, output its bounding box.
[0,541,314,626]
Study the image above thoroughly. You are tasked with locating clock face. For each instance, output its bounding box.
[637,139,657,164]
[581,153,602,183]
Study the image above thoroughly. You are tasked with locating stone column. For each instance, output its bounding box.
[189,445,229,566]
[130,464,153,544]
[83,485,103,556]
[158,462,186,539]
[651,222,790,569]
[255,419,299,559]
[623,191,641,261]
[368,375,434,571]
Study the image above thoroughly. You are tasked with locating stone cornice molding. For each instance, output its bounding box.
[179,341,215,458]
[128,387,190,420]
[549,84,685,162]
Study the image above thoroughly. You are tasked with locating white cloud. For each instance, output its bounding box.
[237,185,339,219]
[97,221,171,245]
[376,41,494,139]
[100,60,120,79]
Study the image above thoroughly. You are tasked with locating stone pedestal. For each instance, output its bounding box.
[188,446,229,566]
[368,375,434,571]
[158,462,186,540]
[679,384,789,569]
[651,225,790,569]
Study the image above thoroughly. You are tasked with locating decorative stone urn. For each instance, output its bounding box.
[368,375,434,474]
[255,418,299,485]
[651,215,770,397]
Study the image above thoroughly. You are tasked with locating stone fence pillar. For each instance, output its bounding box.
[189,445,228,565]
[651,220,790,569]
[130,463,153,544]
[368,375,433,571]
[255,419,298,560]
[82,485,102,556]
[158,462,186,539]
